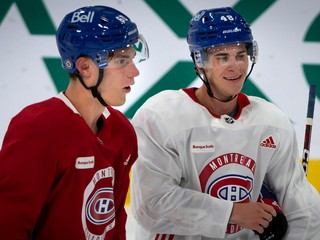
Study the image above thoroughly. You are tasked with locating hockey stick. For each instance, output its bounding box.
[302,84,317,176]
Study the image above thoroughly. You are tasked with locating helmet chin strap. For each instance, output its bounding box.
[75,69,108,107]
[195,69,236,103]
[194,62,255,103]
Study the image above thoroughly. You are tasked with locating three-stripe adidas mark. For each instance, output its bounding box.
[260,136,277,148]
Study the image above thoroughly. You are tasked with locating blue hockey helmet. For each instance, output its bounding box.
[56,5,149,73]
[187,7,258,68]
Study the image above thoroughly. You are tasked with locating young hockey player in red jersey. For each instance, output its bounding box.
[0,5,148,240]
[130,7,320,239]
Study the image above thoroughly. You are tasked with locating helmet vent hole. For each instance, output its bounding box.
[67,25,77,30]
[100,17,108,23]
[96,54,101,63]
[202,17,209,22]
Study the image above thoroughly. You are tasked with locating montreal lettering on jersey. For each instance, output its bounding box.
[92,167,114,185]
[199,152,256,194]
[208,153,255,175]
[199,152,256,192]
[84,221,115,240]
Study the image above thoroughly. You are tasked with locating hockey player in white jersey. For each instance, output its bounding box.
[130,7,320,240]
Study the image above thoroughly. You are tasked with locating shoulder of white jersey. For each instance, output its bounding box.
[132,89,206,135]
[247,96,292,129]
[140,89,184,107]
[135,89,196,118]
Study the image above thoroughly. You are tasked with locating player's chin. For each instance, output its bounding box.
[228,84,243,96]
[103,94,127,107]
[116,95,128,107]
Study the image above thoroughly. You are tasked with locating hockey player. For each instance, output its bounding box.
[0,5,148,240]
[130,7,320,239]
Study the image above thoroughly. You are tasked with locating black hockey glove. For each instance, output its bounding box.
[254,184,288,240]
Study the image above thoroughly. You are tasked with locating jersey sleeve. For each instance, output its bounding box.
[113,151,137,240]
[130,106,233,238]
[265,126,320,239]
[0,116,56,239]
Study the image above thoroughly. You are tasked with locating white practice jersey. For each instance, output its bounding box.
[130,88,320,240]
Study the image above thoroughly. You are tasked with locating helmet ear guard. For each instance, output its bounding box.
[247,40,258,64]
[192,50,205,69]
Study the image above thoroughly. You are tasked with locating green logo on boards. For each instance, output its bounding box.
[303,13,320,90]
[1,0,55,34]
[1,1,319,118]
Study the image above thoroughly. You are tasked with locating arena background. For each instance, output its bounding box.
[1,1,320,238]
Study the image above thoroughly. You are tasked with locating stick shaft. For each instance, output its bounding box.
[302,84,316,175]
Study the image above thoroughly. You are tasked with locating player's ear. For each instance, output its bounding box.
[75,57,91,76]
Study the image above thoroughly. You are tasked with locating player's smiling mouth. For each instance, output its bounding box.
[224,75,242,81]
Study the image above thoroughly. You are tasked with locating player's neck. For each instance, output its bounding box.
[195,86,238,116]
[65,85,104,134]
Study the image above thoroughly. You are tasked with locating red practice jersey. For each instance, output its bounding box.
[0,93,137,239]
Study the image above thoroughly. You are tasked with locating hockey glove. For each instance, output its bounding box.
[254,184,288,240]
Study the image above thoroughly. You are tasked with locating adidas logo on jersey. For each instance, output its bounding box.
[260,136,277,148]
[123,155,131,165]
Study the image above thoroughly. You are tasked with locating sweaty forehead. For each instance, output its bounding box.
[207,43,246,54]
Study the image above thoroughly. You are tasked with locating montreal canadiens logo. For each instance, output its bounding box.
[207,174,253,202]
[207,174,253,234]
[199,153,256,234]
[86,188,115,225]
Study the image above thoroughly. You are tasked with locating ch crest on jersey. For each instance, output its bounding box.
[208,175,253,202]
[86,188,115,225]
[199,153,256,234]
[82,167,116,239]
